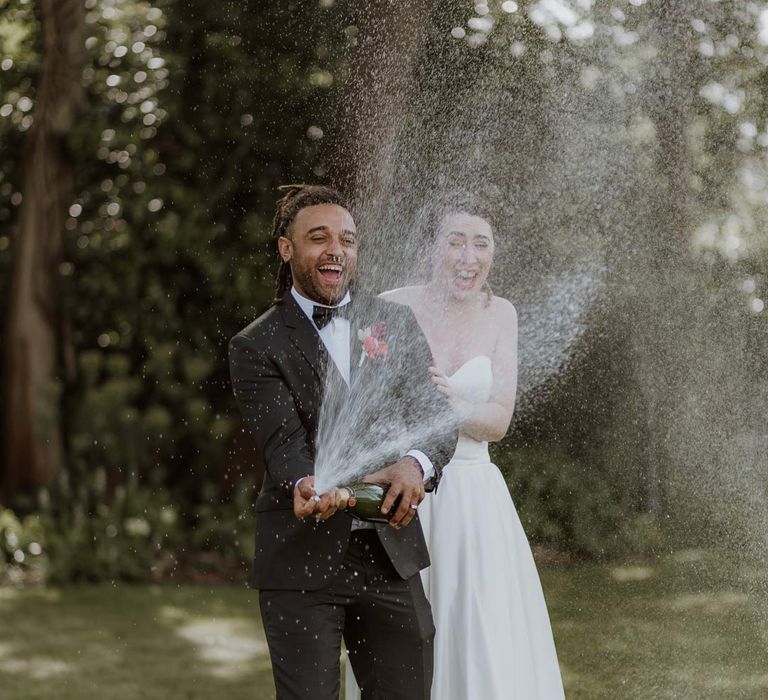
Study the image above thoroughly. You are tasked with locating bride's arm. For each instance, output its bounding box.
[434,300,518,443]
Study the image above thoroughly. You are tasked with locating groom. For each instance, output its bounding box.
[228,184,457,700]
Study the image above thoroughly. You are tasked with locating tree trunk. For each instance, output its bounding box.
[634,3,703,515]
[3,0,85,497]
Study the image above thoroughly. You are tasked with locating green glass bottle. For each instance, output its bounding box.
[339,482,401,523]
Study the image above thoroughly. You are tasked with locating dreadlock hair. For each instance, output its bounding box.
[271,184,350,300]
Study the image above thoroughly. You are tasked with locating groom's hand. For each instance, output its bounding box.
[364,457,425,529]
[293,476,319,519]
[313,487,345,522]
[293,476,344,522]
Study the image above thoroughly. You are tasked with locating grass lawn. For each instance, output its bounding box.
[1,549,766,699]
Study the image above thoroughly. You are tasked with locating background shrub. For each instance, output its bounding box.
[494,444,665,559]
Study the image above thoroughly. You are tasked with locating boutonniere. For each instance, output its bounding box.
[357,322,388,367]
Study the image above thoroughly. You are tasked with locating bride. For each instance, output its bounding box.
[345,198,565,699]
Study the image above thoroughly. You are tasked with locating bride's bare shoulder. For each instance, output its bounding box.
[489,295,518,324]
[378,286,425,307]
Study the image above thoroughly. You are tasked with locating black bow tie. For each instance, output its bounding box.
[312,301,351,329]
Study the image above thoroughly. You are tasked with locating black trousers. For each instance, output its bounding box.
[259,530,435,700]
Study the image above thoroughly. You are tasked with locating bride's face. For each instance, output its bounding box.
[431,211,495,302]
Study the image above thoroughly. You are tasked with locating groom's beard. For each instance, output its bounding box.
[291,264,356,305]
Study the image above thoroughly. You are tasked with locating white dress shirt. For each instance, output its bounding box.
[290,287,435,482]
[291,286,352,384]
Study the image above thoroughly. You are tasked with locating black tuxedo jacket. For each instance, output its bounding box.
[229,292,458,590]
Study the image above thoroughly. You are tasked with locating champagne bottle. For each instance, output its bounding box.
[339,482,402,523]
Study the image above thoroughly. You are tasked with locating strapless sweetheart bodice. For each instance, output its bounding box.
[446,355,493,465]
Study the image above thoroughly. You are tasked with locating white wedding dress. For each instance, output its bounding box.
[345,355,565,699]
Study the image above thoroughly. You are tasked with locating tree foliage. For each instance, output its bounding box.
[1,1,766,580]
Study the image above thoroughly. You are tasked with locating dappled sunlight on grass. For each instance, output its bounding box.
[0,585,275,700]
[0,587,60,605]
[1,551,766,699]
[541,548,768,699]
[670,548,708,564]
[661,590,750,613]
[0,642,70,680]
[668,668,768,694]
[0,588,21,602]
[704,673,768,691]
[610,565,655,582]
[157,605,269,679]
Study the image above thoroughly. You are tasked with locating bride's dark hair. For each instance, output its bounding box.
[423,191,497,306]
[271,184,350,299]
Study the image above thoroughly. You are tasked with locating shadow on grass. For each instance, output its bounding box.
[2,549,767,700]
[0,585,275,700]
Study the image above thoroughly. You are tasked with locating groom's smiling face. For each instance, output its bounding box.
[278,203,358,305]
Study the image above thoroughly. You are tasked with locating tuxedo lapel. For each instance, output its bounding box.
[279,294,348,389]
[279,295,328,385]
[348,292,375,385]
[348,293,385,386]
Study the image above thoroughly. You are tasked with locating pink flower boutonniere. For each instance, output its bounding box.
[358,322,388,366]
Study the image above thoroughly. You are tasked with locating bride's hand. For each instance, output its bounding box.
[429,366,453,403]
[430,366,471,421]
